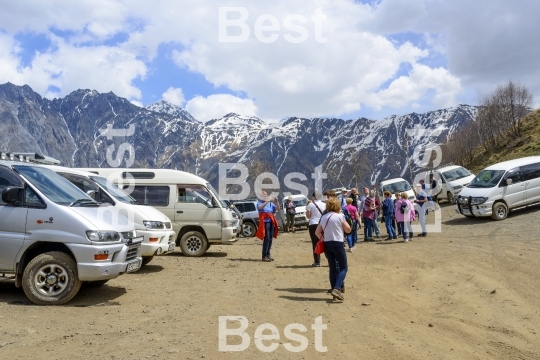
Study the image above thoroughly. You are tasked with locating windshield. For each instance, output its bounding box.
[206,182,227,208]
[91,175,136,204]
[382,181,411,194]
[442,167,472,182]
[14,166,91,206]
[468,170,505,188]
[285,197,308,207]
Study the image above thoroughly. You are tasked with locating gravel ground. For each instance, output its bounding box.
[1,203,540,359]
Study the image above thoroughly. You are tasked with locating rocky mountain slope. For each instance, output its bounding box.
[0,82,477,194]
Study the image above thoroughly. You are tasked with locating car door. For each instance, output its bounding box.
[175,185,222,240]
[0,166,28,271]
[520,162,540,204]
[500,168,525,208]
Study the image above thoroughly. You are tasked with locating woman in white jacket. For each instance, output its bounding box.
[315,197,351,301]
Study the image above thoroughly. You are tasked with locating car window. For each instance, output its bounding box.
[25,186,45,207]
[520,162,540,181]
[177,185,215,207]
[0,166,24,205]
[469,170,505,188]
[500,168,521,186]
[123,185,170,206]
[235,203,246,213]
[245,203,256,212]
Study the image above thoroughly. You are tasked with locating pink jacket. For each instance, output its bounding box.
[395,199,416,222]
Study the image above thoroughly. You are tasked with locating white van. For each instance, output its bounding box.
[428,165,475,202]
[79,168,238,256]
[47,166,176,266]
[379,178,415,200]
[282,194,309,228]
[0,157,142,305]
[456,156,540,220]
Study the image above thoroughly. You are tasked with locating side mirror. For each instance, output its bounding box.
[86,190,96,200]
[2,186,24,205]
[506,179,513,186]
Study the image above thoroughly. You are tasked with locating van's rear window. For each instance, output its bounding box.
[122,172,155,179]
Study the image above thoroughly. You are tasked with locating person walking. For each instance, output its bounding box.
[344,198,361,251]
[338,188,348,208]
[395,193,415,242]
[429,173,440,203]
[315,197,351,301]
[414,184,428,237]
[306,192,326,267]
[393,192,401,236]
[255,191,280,261]
[382,191,397,240]
[372,186,382,238]
[285,196,296,233]
[359,187,369,240]
[362,189,376,241]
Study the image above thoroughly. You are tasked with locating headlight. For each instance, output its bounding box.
[470,197,487,205]
[222,220,236,228]
[86,231,121,242]
[452,185,463,190]
[143,220,164,229]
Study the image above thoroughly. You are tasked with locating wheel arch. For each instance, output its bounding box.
[176,226,207,245]
[15,242,75,288]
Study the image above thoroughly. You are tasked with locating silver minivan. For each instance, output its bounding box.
[0,158,142,305]
[47,166,176,266]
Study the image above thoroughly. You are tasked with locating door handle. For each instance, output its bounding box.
[176,211,183,214]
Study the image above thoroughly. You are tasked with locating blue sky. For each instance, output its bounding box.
[1,0,538,122]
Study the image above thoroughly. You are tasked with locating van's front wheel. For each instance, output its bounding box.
[179,231,208,257]
[22,251,81,305]
[491,202,508,221]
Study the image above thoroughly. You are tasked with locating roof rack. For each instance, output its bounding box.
[1,152,61,165]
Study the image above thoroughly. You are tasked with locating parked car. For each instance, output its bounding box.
[456,156,540,220]
[223,200,243,236]
[79,168,238,256]
[47,166,176,266]
[282,194,309,229]
[379,178,415,200]
[233,200,259,237]
[428,164,475,203]
[0,154,142,305]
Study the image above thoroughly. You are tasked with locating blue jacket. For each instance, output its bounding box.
[382,197,395,216]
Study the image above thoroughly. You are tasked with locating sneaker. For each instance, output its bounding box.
[340,285,345,293]
[376,234,381,239]
[331,289,344,301]
[384,236,392,241]
[348,248,353,252]
[312,263,320,267]
[392,236,398,240]
[269,257,275,261]
[404,239,409,243]
[262,257,272,262]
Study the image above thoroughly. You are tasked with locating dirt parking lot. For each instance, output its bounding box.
[1,203,540,360]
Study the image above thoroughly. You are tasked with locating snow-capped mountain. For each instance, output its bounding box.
[145,100,199,123]
[0,82,477,193]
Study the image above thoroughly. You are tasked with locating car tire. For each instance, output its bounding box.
[141,256,154,266]
[179,231,208,257]
[242,222,257,237]
[22,251,82,305]
[447,191,454,203]
[491,202,508,221]
[83,280,109,287]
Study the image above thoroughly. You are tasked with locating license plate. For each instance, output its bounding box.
[126,259,141,273]
[168,243,175,251]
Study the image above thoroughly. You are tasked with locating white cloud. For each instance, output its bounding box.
[162,87,185,107]
[185,94,258,122]
[2,0,538,119]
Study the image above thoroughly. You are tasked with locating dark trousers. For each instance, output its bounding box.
[262,222,274,258]
[324,241,348,290]
[308,224,320,264]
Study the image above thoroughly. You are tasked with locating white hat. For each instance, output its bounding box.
[341,187,347,191]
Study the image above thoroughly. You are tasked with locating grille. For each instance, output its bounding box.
[164,222,172,229]
[121,231,135,240]
[126,244,139,261]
